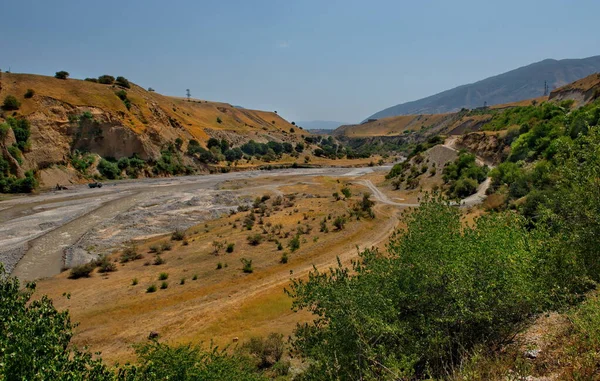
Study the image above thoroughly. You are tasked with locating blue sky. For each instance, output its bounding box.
[1,0,599,123]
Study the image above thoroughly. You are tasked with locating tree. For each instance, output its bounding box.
[54,71,69,79]
[287,198,548,379]
[98,75,115,84]
[2,95,20,110]
[115,76,131,88]
[0,264,114,379]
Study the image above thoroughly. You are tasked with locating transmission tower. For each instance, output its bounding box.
[186,89,191,102]
[543,81,549,96]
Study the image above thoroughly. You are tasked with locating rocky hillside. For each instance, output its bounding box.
[0,72,304,187]
[366,55,600,119]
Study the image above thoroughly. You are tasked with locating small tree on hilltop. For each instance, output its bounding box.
[54,71,69,79]
[115,76,131,88]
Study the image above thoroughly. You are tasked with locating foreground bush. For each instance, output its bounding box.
[0,264,113,379]
[287,197,550,379]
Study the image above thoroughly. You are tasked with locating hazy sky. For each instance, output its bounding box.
[1,0,599,123]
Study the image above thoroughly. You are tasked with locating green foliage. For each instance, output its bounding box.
[171,229,186,241]
[153,148,190,175]
[7,145,22,165]
[84,77,98,83]
[70,151,95,174]
[243,333,285,369]
[115,76,131,88]
[115,90,131,110]
[2,95,20,110]
[287,197,552,379]
[54,71,69,79]
[68,262,96,279]
[160,281,168,289]
[443,151,489,199]
[247,234,263,246]
[24,88,35,98]
[288,234,300,252]
[147,284,157,293]
[158,272,169,280]
[241,258,254,273]
[120,341,266,380]
[226,243,235,253]
[332,215,347,230]
[0,264,113,379]
[96,256,117,273]
[98,158,120,179]
[340,186,351,199]
[98,75,115,84]
[6,117,31,151]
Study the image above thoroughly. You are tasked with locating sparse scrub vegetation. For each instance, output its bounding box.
[68,262,96,279]
[241,258,254,273]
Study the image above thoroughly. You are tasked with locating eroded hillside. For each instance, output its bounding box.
[0,72,304,187]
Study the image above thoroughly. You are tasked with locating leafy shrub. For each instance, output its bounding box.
[247,234,264,246]
[161,242,172,251]
[153,256,166,265]
[160,282,168,290]
[7,145,22,164]
[226,243,235,253]
[98,75,115,84]
[97,158,120,179]
[120,245,142,263]
[24,89,34,98]
[84,77,98,83]
[0,265,114,379]
[54,71,69,79]
[132,278,139,286]
[158,272,169,280]
[147,284,157,293]
[287,197,549,379]
[341,186,352,198]
[243,333,285,369]
[2,95,20,110]
[288,235,300,252]
[241,258,253,273]
[333,215,347,230]
[192,274,198,280]
[171,229,186,241]
[68,262,96,279]
[280,253,288,264]
[180,278,185,285]
[96,257,117,273]
[115,76,131,88]
[216,262,223,270]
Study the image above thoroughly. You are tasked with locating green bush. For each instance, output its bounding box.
[241,258,253,273]
[98,75,115,84]
[115,76,131,88]
[247,234,263,246]
[68,262,96,279]
[2,95,20,110]
[171,229,186,241]
[96,257,117,273]
[7,117,31,151]
[160,281,168,290]
[158,272,169,280]
[226,243,235,253]
[84,77,98,83]
[287,197,548,379]
[147,284,157,293]
[0,265,114,379]
[97,158,120,179]
[288,234,300,252]
[24,89,35,98]
[54,71,69,79]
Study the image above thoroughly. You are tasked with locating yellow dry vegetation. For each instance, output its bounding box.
[35,175,403,364]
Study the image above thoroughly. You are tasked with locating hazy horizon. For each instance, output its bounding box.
[1,0,599,123]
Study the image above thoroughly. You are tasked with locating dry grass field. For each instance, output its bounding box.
[35,173,405,364]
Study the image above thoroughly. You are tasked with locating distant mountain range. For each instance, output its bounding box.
[365,55,600,120]
[297,120,348,130]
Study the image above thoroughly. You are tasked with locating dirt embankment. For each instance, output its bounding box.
[454,132,508,165]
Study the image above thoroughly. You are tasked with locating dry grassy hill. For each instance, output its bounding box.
[0,72,305,185]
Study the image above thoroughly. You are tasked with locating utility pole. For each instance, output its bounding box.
[186,89,191,102]
[543,81,549,96]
